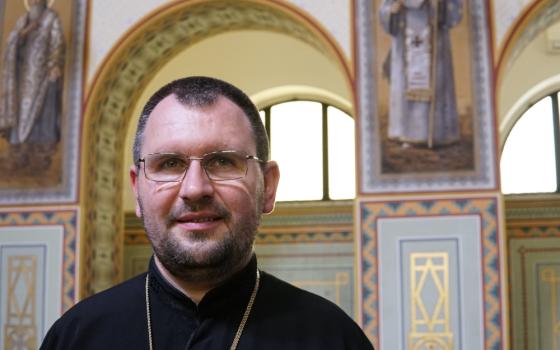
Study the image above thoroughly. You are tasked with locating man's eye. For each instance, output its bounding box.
[207,155,235,168]
[159,158,185,170]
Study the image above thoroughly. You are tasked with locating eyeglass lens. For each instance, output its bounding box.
[144,151,249,181]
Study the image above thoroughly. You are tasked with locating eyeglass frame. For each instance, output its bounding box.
[136,150,265,182]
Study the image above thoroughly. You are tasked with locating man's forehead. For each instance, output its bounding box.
[143,94,256,150]
[147,94,249,125]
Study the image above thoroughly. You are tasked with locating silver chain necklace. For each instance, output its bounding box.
[145,269,260,350]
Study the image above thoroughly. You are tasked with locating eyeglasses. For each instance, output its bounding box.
[137,150,264,182]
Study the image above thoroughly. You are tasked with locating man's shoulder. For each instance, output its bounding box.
[40,273,148,349]
[259,270,355,321]
[57,272,147,323]
[255,271,374,349]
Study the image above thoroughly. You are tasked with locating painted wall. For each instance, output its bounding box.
[87,0,352,84]
[0,1,557,349]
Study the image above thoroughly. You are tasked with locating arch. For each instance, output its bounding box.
[495,0,560,76]
[499,75,560,149]
[80,0,354,296]
[496,0,560,148]
[496,0,560,149]
[251,85,353,116]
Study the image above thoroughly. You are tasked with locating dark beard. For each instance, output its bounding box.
[139,198,260,283]
[152,224,256,282]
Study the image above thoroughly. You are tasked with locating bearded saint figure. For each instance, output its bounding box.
[0,0,65,147]
[380,0,462,148]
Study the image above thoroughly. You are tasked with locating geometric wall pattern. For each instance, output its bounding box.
[408,252,453,349]
[0,209,78,314]
[3,255,39,349]
[0,209,80,348]
[508,221,560,350]
[359,197,505,349]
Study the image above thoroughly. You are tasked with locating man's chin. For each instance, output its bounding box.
[178,248,227,268]
[155,247,234,282]
[159,238,230,267]
[173,234,225,253]
[170,225,226,242]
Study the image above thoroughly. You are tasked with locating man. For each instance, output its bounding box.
[0,0,64,146]
[40,77,374,349]
[380,0,462,148]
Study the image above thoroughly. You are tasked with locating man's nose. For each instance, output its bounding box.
[178,160,214,201]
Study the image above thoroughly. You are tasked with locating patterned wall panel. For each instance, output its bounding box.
[509,238,560,350]
[359,197,505,350]
[0,209,78,347]
[508,216,560,350]
[408,252,453,349]
[2,249,41,349]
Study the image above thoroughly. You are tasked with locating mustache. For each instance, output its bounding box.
[166,199,230,224]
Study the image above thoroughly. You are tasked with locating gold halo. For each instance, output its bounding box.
[24,0,55,11]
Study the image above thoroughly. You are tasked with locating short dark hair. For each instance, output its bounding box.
[133,76,269,167]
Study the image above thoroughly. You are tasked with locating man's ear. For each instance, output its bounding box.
[129,165,143,218]
[262,161,280,214]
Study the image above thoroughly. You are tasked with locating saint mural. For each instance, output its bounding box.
[0,0,65,179]
[380,0,462,149]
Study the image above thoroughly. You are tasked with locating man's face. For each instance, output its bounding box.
[130,95,278,281]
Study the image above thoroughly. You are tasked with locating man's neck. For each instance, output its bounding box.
[153,254,253,304]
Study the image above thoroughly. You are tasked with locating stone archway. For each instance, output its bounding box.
[81,0,352,297]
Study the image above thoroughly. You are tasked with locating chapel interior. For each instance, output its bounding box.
[1,1,559,349]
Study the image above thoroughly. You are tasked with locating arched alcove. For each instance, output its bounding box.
[496,0,560,147]
[81,0,353,297]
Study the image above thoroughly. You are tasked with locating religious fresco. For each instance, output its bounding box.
[356,0,497,193]
[0,0,85,204]
[376,0,473,174]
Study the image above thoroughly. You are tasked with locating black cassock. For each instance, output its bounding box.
[40,256,374,350]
